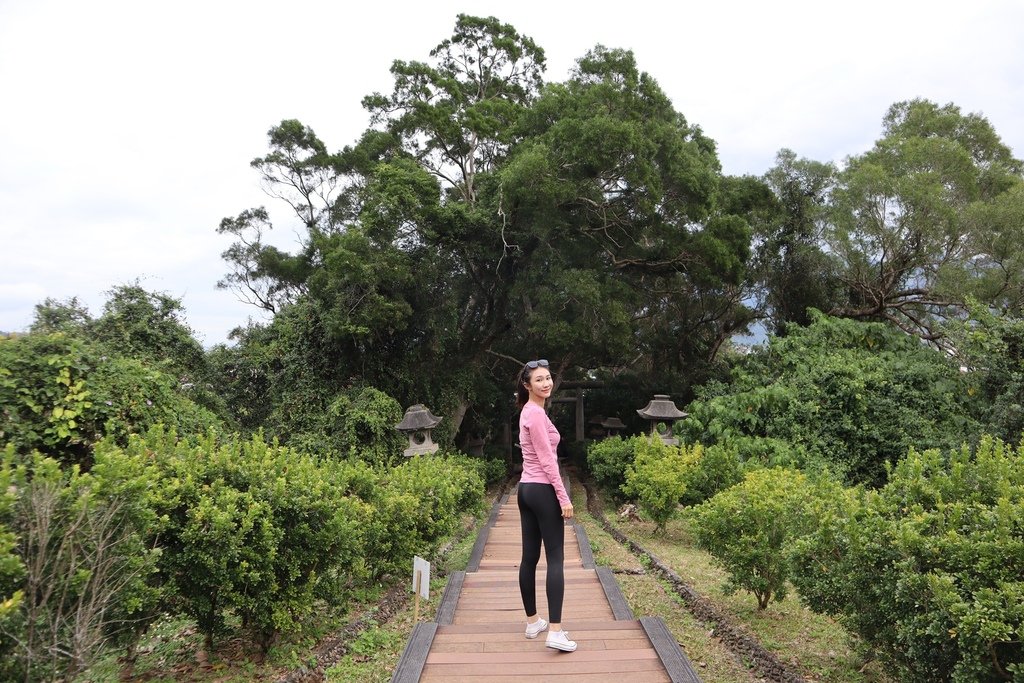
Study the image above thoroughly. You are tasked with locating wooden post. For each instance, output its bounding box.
[413,569,422,622]
[575,389,585,442]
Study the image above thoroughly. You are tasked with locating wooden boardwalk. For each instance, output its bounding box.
[392,489,701,682]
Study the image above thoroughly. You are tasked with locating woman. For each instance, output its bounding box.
[516,359,577,652]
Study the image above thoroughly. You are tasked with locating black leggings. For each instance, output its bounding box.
[517,482,565,623]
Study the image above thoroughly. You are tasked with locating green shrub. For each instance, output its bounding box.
[560,439,590,466]
[140,428,370,649]
[325,386,405,466]
[0,445,161,681]
[616,438,745,526]
[678,442,745,506]
[789,437,1024,682]
[622,438,689,532]
[481,455,508,486]
[0,333,94,460]
[944,306,1024,442]
[586,436,636,495]
[445,451,507,488]
[0,526,21,683]
[330,452,484,580]
[0,447,25,682]
[691,467,814,609]
[384,453,485,548]
[0,333,220,464]
[680,313,981,486]
[89,355,222,444]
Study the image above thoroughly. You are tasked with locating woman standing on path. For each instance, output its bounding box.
[516,359,577,652]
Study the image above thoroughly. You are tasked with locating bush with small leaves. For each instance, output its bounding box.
[477,454,508,486]
[678,441,745,506]
[326,386,405,466]
[680,313,980,486]
[385,453,485,550]
[691,467,814,609]
[0,334,94,460]
[138,428,371,650]
[789,437,1024,682]
[622,438,689,532]
[586,436,637,496]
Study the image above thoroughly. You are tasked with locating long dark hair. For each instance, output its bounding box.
[516,360,551,409]
[515,365,535,410]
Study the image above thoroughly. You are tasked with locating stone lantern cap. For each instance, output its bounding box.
[600,416,626,429]
[636,395,687,420]
[395,404,442,431]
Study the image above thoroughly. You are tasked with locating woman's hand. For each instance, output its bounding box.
[561,504,574,519]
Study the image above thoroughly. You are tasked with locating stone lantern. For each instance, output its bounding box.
[636,395,687,446]
[599,416,626,438]
[395,404,442,457]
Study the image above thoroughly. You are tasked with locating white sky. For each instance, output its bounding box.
[2,0,1022,346]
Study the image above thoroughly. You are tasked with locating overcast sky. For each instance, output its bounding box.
[2,0,1022,346]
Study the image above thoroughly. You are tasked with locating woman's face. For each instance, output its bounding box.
[524,365,553,402]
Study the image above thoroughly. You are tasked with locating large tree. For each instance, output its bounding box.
[754,150,842,334]
[754,100,1024,342]
[216,16,755,442]
[826,99,1024,340]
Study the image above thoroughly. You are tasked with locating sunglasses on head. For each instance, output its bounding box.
[525,359,549,369]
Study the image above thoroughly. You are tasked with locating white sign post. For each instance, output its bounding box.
[412,556,430,622]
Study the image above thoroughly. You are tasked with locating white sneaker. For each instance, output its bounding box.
[525,617,548,639]
[546,629,577,652]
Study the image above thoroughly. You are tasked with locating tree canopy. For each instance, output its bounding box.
[758,100,1024,341]
[215,16,758,445]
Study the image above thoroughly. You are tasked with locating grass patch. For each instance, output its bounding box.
[325,524,480,682]
[605,503,893,683]
[570,485,756,681]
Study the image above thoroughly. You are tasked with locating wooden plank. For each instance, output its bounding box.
[451,607,615,621]
[426,649,660,664]
[420,658,664,676]
[462,577,598,588]
[430,636,656,654]
[463,568,597,576]
[420,671,670,683]
[456,591,609,605]
[452,609,614,624]
[466,493,508,571]
[456,593,609,607]
[454,593,606,606]
[437,620,644,634]
[639,616,703,683]
[456,584,607,595]
[480,549,582,556]
[452,608,616,620]
[459,583,601,593]
[480,548,583,557]
[390,622,437,683]
[475,562,585,570]
[436,571,464,625]
[597,566,635,620]
[458,588,603,598]
[477,555,583,563]
[433,627,647,643]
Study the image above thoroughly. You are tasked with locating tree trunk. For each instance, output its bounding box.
[450,399,469,439]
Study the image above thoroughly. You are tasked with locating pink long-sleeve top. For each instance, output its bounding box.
[519,402,570,507]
